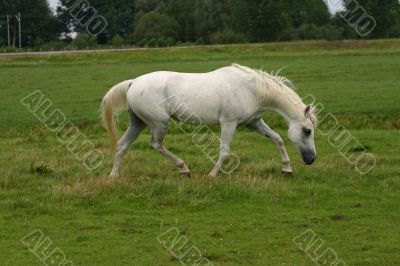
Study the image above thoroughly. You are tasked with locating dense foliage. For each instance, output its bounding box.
[1,0,400,48]
[0,0,65,47]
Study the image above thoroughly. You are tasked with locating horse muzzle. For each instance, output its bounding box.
[301,150,317,165]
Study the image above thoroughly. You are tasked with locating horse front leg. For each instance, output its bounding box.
[209,122,237,177]
[247,119,293,176]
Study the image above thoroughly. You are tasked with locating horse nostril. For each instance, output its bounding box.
[306,157,316,165]
[301,151,317,165]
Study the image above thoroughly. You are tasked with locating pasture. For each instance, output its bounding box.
[0,40,399,265]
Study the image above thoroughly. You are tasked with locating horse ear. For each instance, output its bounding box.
[305,105,318,125]
[305,105,312,117]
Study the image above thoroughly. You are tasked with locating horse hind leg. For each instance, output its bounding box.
[150,123,191,177]
[110,110,147,178]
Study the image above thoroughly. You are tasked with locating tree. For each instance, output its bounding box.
[283,0,331,28]
[210,28,247,44]
[57,0,137,44]
[56,0,339,45]
[193,0,232,43]
[7,0,400,47]
[341,0,400,38]
[231,0,289,42]
[72,33,97,49]
[111,34,124,46]
[165,0,196,42]
[0,0,65,47]
[133,12,179,42]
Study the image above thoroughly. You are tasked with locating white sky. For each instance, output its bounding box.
[47,0,59,12]
[325,0,345,13]
[47,0,344,14]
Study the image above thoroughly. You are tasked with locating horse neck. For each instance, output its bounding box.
[266,92,306,125]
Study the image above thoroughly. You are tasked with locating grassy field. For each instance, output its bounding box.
[1,40,399,265]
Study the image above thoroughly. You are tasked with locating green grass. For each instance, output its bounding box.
[1,40,400,265]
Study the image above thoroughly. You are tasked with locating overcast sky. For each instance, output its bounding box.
[47,0,344,13]
[48,0,59,12]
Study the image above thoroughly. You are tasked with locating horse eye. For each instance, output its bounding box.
[303,128,312,136]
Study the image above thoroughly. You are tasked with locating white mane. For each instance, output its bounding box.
[231,64,317,124]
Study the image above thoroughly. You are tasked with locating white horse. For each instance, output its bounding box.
[101,64,317,178]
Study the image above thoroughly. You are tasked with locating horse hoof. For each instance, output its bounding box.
[181,172,191,178]
[109,173,119,179]
[282,171,293,177]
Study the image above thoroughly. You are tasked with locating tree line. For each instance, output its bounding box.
[1,0,400,48]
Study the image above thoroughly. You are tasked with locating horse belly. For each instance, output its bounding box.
[167,94,221,125]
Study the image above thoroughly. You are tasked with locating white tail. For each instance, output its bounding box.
[101,80,133,147]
